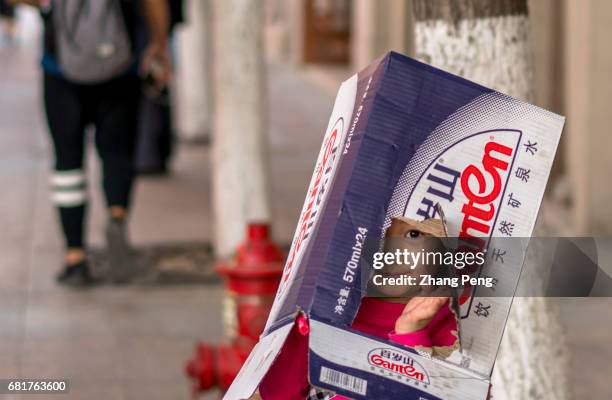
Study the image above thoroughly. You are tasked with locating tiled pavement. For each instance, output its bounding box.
[0,26,224,399]
[1,10,611,400]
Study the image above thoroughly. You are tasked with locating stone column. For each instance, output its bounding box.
[564,0,612,234]
[412,1,570,399]
[351,0,413,70]
[211,0,272,258]
[173,0,212,142]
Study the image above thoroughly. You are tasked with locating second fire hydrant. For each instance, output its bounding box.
[186,223,284,395]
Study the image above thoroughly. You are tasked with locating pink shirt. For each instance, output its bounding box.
[259,298,457,400]
[353,297,457,348]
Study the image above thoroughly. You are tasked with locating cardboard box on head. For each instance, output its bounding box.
[224,52,565,400]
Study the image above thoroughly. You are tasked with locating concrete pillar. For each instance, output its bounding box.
[528,0,565,181]
[412,1,570,399]
[351,0,413,70]
[173,0,212,142]
[211,0,272,259]
[564,0,612,234]
[263,0,290,62]
[286,0,306,65]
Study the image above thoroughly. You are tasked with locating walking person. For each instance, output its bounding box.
[11,0,171,285]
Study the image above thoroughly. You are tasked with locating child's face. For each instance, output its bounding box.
[369,217,446,298]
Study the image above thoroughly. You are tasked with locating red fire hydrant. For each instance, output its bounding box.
[186,223,284,396]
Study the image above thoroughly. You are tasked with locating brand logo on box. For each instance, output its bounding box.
[459,140,514,252]
[368,348,430,384]
[405,132,519,240]
[403,131,520,308]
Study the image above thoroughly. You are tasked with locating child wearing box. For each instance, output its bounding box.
[259,217,459,400]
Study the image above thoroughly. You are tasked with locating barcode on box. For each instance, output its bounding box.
[319,366,367,396]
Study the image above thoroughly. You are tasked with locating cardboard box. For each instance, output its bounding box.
[224,52,565,400]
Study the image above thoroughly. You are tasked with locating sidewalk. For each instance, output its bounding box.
[0,38,224,400]
[0,26,333,400]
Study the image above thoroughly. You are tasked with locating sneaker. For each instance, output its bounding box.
[57,260,94,286]
[105,217,133,284]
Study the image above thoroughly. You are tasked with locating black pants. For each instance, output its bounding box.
[43,73,140,249]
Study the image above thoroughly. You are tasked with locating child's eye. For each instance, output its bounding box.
[406,230,420,238]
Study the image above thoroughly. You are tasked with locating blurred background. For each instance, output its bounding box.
[0,0,610,399]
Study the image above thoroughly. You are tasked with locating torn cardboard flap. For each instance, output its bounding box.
[224,51,565,400]
[223,322,295,400]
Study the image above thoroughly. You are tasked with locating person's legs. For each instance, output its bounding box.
[94,75,140,213]
[93,75,140,282]
[43,73,90,282]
